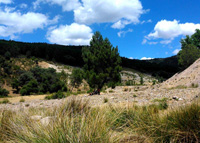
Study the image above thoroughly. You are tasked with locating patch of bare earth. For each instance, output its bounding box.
[1,85,199,111]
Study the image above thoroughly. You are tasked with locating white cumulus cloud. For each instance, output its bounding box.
[172,49,181,55]
[74,0,145,29]
[141,57,153,60]
[146,19,200,44]
[33,0,81,11]
[46,23,93,45]
[0,0,12,4]
[0,7,57,39]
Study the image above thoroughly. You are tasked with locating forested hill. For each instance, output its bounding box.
[0,40,179,79]
[122,56,179,79]
[0,40,84,66]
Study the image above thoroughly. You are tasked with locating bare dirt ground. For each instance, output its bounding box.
[0,85,199,111]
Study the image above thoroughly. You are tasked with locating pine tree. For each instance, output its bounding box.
[82,31,122,89]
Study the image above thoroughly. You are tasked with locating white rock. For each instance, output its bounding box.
[31,115,42,121]
[179,98,183,101]
[40,117,52,126]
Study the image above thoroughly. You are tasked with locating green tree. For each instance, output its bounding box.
[0,87,9,97]
[71,68,83,89]
[20,79,38,96]
[140,76,144,85]
[82,31,122,89]
[178,44,200,69]
[11,79,20,93]
[178,29,200,69]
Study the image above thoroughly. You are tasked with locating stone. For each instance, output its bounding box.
[40,116,53,126]
[179,98,183,101]
[31,115,42,121]
[172,96,179,100]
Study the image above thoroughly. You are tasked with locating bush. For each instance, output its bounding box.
[0,87,9,97]
[0,99,9,104]
[103,98,108,103]
[19,98,25,102]
[52,91,65,99]
[18,66,67,96]
[20,79,38,96]
[45,91,66,100]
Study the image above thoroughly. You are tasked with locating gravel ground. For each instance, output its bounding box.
[1,85,199,111]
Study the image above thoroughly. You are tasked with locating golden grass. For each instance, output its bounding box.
[0,94,47,103]
[0,97,199,143]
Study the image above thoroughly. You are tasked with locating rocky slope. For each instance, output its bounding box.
[161,58,200,88]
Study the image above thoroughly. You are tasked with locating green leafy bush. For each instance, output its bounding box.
[0,87,9,97]
[45,91,66,100]
[13,66,67,96]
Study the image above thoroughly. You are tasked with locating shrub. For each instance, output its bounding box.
[52,91,65,99]
[19,98,25,102]
[152,80,156,85]
[191,83,199,88]
[103,98,108,103]
[0,99,10,104]
[133,94,137,97]
[0,87,9,97]
[18,66,67,95]
[45,91,66,100]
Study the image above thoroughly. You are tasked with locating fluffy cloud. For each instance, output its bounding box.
[0,7,57,39]
[74,0,145,29]
[33,0,81,11]
[46,23,93,45]
[147,19,200,41]
[0,0,12,4]
[141,57,153,60]
[117,29,133,37]
[172,49,181,55]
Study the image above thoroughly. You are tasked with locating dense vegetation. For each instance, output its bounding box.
[12,66,67,96]
[178,29,200,69]
[0,87,9,97]
[0,39,179,79]
[0,40,83,67]
[122,56,179,79]
[82,32,122,89]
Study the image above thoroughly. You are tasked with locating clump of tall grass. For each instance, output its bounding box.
[0,96,200,143]
[0,97,120,143]
[129,103,200,142]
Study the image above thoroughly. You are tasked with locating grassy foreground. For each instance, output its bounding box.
[0,97,199,143]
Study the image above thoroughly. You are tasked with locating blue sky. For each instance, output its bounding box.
[0,0,200,60]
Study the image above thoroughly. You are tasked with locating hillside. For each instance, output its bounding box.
[0,39,179,79]
[161,58,200,88]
